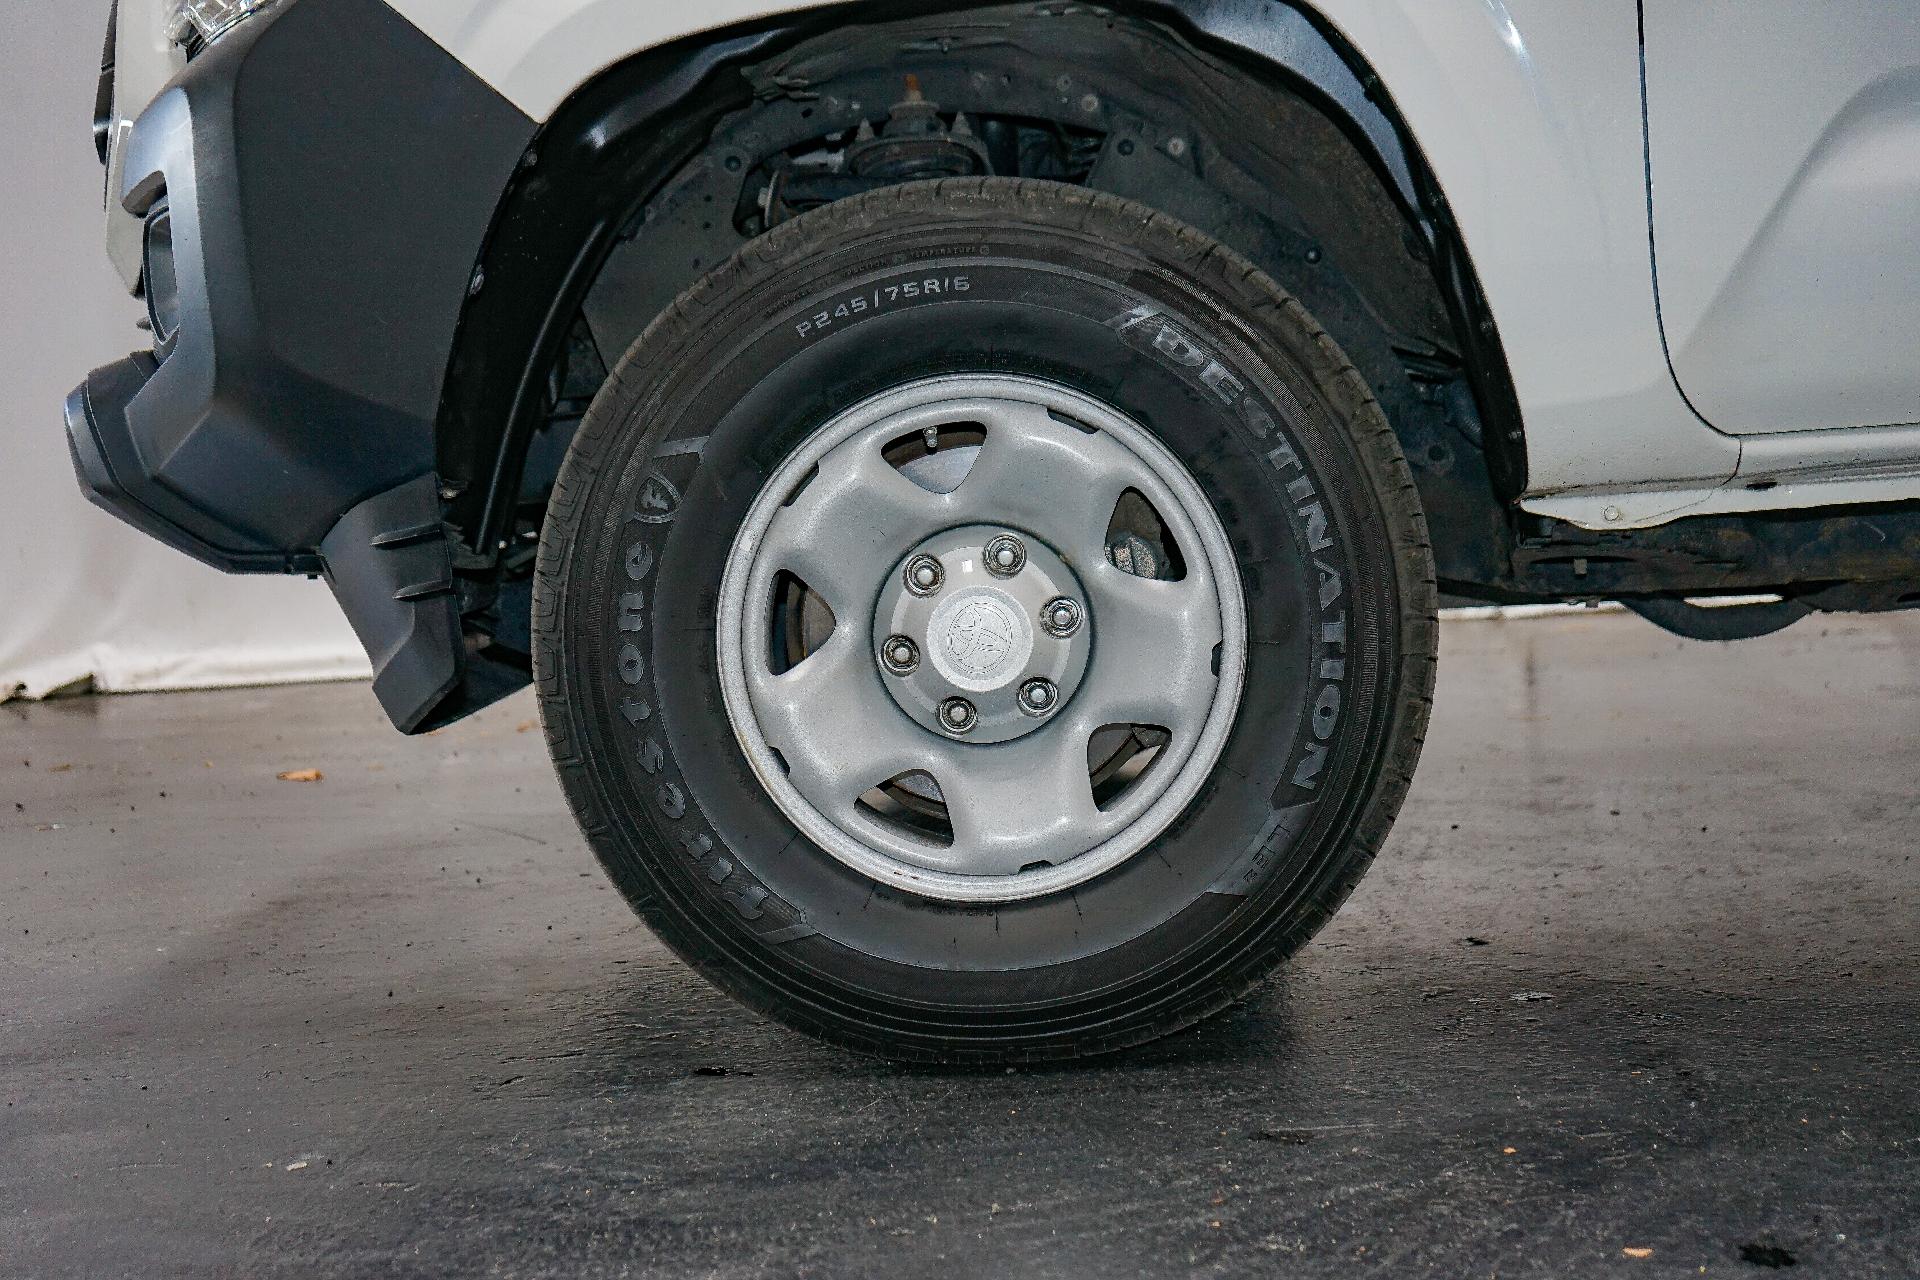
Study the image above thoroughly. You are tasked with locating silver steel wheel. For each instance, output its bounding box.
[716,374,1247,902]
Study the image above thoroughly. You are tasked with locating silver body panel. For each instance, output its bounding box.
[1644,2,1920,436]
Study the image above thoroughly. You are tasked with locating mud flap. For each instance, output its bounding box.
[319,476,463,734]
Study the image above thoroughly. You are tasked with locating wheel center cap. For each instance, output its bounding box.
[873,524,1092,745]
[927,589,1033,691]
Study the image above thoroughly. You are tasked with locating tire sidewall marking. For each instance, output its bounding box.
[1104,300,1351,797]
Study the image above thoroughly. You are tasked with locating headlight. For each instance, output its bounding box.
[163,0,281,48]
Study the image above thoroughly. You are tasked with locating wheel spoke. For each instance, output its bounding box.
[935,733,1119,876]
[958,399,1136,568]
[1074,562,1225,739]
[742,629,931,823]
[759,435,948,618]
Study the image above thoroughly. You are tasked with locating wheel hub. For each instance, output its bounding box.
[874,526,1090,744]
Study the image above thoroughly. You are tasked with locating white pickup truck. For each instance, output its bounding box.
[72,0,1920,1060]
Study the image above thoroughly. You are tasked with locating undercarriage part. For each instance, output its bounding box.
[758,76,1076,227]
[1508,506,1920,610]
[845,76,987,174]
[758,83,996,224]
[1624,597,1812,642]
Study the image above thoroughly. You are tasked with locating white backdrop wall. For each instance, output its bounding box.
[0,4,368,701]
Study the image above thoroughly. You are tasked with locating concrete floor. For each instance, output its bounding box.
[2,610,1916,1277]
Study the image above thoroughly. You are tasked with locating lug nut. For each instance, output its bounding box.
[881,635,920,675]
[1041,597,1083,638]
[904,554,944,596]
[1018,678,1059,716]
[984,533,1027,577]
[938,697,979,734]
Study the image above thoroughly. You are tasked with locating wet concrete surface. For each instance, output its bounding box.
[2,610,1916,1277]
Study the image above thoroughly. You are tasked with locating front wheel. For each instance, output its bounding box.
[534,178,1435,1061]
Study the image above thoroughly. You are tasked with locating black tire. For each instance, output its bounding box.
[533,178,1435,1062]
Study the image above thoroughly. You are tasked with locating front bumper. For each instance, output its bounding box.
[64,0,534,729]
